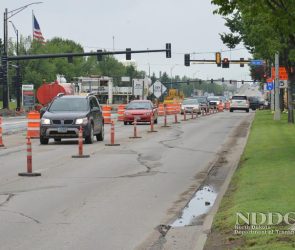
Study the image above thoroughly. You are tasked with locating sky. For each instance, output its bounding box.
[1,0,252,81]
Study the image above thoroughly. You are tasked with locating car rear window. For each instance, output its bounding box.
[126,102,152,110]
[49,98,89,112]
[232,96,247,100]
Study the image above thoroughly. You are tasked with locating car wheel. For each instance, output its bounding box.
[40,135,49,145]
[246,109,249,113]
[96,124,104,141]
[230,109,233,112]
[124,121,127,125]
[54,138,61,142]
[154,118,158,124]
[85,124,94,144]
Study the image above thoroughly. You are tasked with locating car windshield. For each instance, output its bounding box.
[49,98,89,112]
[208,97,219,101]
[196,97,207,103]
[183,99,198,105]
[232,96,247,100]
[126,102,152,110]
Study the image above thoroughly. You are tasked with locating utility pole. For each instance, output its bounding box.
[2,8,9,109]
[274,52,280,120]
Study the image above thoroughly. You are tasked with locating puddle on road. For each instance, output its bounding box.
[170,186,217,227]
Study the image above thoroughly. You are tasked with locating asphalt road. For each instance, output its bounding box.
[0,111,253,250]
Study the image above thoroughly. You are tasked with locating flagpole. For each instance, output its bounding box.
[32,10,34,39]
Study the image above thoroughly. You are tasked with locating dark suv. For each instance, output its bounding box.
[40,94,104,144]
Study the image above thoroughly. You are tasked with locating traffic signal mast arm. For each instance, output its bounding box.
[189,59,250,64]
[7,43,172,61]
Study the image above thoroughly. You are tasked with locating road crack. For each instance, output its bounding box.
[0,193,14,207]
[0,209,41,224]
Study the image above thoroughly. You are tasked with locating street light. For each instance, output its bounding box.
[170,64,179,89]
[9,21,21,111]
[2,2,43,110]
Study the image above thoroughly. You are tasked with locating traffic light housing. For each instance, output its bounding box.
[166,43,171,58]
[222,58,230,68]
[187,80,190,85]
[184,54,190,66]
[126,48,131,60]
[229,80,232,84]
[241,80,244,84]
[240,57,244,67]
[97,50,103,61]
[222,77,224,83]
[211,78,213,84]
[215,52,221,67]
[67,56,73,63]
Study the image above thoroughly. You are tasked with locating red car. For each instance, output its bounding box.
[123,100,158,125]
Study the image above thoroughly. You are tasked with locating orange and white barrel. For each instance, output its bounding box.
[117,104,126,121]
[158,104,164,116]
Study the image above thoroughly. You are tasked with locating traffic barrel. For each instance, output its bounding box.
[18,137,41,177]
[117,104,126,122]
[129,118,142,139]
[158,104,164,116]
[0,116,4,148]
[105,121,120,146]
[102,105,112,124]
[27,111,40,139]
[72,126,90,158]
[148,113,158,133]
[161,104,170,127]
[218,102,224,112]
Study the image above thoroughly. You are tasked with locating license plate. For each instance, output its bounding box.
[134,116,141,120]
[57,127,67,133]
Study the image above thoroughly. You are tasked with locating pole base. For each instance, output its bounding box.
[72,155,90,158]
[129,136,142,139]
[173,122,181,124]
[147,130,158,133]
[161,125,170,127]
[181,119,188,121]
[0,144,5,148]
[105,143,120,146]
[18,172,41,177]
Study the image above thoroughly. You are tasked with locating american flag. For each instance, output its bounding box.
[33,14,45,43]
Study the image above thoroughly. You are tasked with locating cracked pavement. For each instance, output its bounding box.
[0,112,254,250]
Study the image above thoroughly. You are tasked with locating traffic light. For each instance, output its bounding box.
[126,48,131,60]
[241,80,244,84]
[97,50,103,61]
[199,80,202,84]
[229,80,232,84]
[240,58,244,67]
[184,54,190,66]
[187,80,190,85]
[222,77,224,83]
[67,56,73,63]
[222,58,230,68]
[166,43,171,58]
[215,52,221,67]
[211,78,213,84]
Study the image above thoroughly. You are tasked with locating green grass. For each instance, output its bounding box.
[211,111,295,249]
[0,101,17,110]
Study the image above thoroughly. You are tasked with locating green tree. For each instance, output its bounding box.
[211,0,295,123]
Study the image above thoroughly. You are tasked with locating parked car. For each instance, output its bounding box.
[207,96,221,108]
[181,98,201,114]
[192,96,209,110]
[40,94,104,144]
[248,96,260,110]
[123,100,158,125]
[230,95,250,112]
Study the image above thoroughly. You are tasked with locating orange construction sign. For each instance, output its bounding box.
[271,67,288,80]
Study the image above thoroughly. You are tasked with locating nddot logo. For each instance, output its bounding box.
[236,212,295,226]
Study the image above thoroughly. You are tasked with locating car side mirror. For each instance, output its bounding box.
[92,107,100,112]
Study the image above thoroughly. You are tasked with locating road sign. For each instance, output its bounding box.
[22,84,35,108]
[266,81,274,91]
[149,80,167,98]
[271,67,288,80]
[279,80,288,88]
[250,60,264,66]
